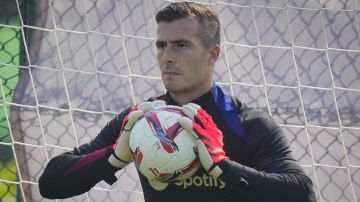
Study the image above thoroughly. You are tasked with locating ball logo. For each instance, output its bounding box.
[145,108,185,153]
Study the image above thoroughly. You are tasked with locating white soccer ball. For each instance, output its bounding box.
[129,105,200,184]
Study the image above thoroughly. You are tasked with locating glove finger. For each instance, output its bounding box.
[117,111,143,162]
[178,117,199,139]
[124,110,144,131]
[178,117,193,130]
[198,109,215,125]
[196,139,214,171]
[188,103,201,110]
[196,139,223,179]
[192,122,211,142]
[117,130,131,156]
[153,100,166,107]
[114,127,133,164]
[137,101,154,113]
[183,104,211,129]
[179,115,209,141]
[182,104,198,120]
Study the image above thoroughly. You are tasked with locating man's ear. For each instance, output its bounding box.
[208,44,220,65]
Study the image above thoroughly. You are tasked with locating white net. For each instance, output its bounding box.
[0,0,359,201]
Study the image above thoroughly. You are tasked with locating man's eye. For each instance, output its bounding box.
[177,43,187,48]
[156,43,165,49]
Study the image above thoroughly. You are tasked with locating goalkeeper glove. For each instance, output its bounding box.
[179,103,229,179]
[108,100,166,168]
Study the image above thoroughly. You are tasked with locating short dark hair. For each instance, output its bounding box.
[155,2,220,49]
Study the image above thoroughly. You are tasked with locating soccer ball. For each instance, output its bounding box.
[129,105,200,184]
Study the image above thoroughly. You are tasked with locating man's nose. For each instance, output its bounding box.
[161,47,175,64]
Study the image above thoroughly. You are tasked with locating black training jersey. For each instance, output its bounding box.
[39,89,316,202]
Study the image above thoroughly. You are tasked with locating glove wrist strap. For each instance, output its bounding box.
[208,163,223,179]
[108,154,129,168]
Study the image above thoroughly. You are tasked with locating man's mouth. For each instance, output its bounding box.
[163,71,179,76]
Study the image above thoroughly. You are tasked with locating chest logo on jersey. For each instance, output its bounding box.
[174,173,226,189]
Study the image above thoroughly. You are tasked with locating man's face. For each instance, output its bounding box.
[156,18,217,97]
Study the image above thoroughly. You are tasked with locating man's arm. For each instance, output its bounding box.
[39,108,130,199]
[219,108,316,202]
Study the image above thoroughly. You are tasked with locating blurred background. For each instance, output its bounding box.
[0,0,359,201]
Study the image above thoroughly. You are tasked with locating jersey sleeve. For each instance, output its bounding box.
[219,108,316,202]
[39,107,131,199]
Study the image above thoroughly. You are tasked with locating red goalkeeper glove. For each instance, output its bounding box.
[108,100,166,168]
[179,103,229,179]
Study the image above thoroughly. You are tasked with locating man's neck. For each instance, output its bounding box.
[168,86,213,106]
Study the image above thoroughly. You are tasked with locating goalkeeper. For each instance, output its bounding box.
[39,2,316,202]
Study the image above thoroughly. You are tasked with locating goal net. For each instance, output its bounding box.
[0,0,359,201]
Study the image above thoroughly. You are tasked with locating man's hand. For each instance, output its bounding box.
[179,103,229,179]
[108,100,166,168]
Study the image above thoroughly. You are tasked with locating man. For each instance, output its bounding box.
[39,2,316,201]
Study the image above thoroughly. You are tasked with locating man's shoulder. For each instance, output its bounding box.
[235,105,284,152]
[237,105,280,135]
[238,106,270,122]
[232,97,270,124]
